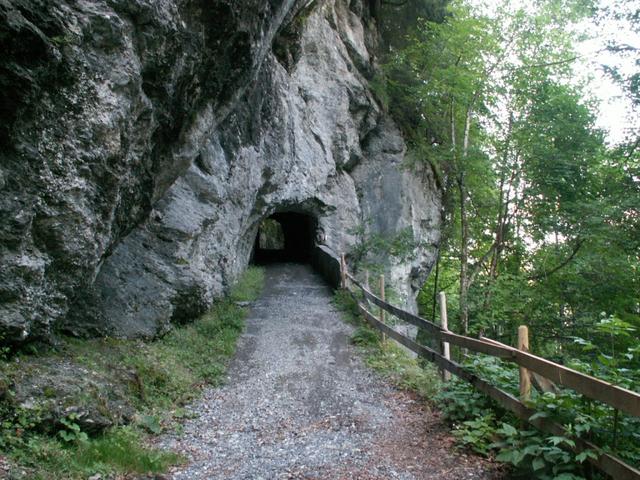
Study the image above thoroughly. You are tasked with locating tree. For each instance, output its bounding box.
[385,0,639,345]
[390,0,593,334]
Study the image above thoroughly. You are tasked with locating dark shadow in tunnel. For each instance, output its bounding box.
[251,212,318,264]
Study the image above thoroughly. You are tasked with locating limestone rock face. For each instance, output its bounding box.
[0,0,441,342]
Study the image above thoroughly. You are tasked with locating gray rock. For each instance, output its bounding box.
[0,0,441,343]
[8,359,136,434]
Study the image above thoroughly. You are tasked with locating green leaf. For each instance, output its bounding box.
[575,450,598,463]
[532,456,546,470]
[500,422,518,437]
[529,411,549,422]
[552,474,583,480]
[140,415,163,434]
[548,436,567,446]
[496,450,516,463]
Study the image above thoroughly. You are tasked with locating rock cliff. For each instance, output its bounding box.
[0,0,441,343]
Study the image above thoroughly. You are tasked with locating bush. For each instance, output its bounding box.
[334,287,638,479]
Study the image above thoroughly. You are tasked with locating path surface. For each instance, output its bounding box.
[161,264,503,480]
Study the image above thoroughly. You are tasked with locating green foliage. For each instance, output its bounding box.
[333,291,441,400]
[139,414,163,435]
[365,341,441,398]
[490,425,589,479]
[388,0,638,344]
[0,267,265,479]
[336,275,637,477]
[348,225,420,267]
[435,370,589,478]
[434,343,639,478]
[375,0,638,477]
[394,7,639,475]
[377,0,448,50]
[50,34,75,47]
[597,0,640,144]
[436,378,495,423]
[369,72,391,111]
[351,326,380,347]
[229,264,266,302]
[332,289,362,325]
[8,427,181,480]
[453,413,497,456]
[256,218,285,250]
[0,337,9,361]
[73,427,180,474]
[58,414,89,444]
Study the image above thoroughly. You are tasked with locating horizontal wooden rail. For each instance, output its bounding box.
[351,273,444,337]
[345,271,640,418]
[353,298,640,480]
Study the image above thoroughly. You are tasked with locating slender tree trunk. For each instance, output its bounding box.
[449,99,470,336]
[462,107,472,158]
[458,106,474,336]
[458,172,470,336]
[431,250,440,321]
[450,100,457,154]
[490,114,513,280]
[489,174,506,281]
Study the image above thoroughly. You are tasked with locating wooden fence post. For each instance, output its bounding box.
[518,325,531,402]
[364,269,370,290]
[340,253,346,289]
[379,274,386,344]
[439,291,451,381]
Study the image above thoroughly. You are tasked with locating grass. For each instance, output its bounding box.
[0,266,265,479]
[228,265,265,302]
[332,289,441,400]
[8,427,181,480]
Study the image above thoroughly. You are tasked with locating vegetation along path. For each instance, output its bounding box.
[160,264,502,479]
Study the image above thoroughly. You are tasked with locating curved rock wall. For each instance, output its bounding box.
[0,0,441,343]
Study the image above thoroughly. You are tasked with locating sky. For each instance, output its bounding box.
[471,0,639,145]
[575,3,640,144]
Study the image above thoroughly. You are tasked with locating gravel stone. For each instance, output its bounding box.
[160,264,504,479]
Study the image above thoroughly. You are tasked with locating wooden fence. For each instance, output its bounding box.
[339,255,640,480]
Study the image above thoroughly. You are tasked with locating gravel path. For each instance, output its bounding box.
[161,263,503,480]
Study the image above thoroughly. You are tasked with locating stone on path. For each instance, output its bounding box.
[161,264,502,480]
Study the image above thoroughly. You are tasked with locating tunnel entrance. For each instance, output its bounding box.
[252,212,317,264]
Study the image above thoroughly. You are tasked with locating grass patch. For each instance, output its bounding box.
[8,427,181,480]
[229,265,265,302]
[0,266,265,479]
[333,289,441,400]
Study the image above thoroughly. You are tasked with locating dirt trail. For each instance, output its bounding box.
[161,263,503,479]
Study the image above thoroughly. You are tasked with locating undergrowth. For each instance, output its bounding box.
[333,288,639,480]
[436,326,640,479]
[435,360,603,480]
[333,289,440,400]
[0,266,265,479]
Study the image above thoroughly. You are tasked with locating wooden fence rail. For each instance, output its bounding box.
[346,271,640,418]
[341,266,640,480]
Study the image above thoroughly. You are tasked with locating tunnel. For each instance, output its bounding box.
[251,212,318,264]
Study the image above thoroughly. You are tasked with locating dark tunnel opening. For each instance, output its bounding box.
[251,212,318,264]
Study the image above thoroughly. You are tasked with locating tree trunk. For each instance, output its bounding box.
[458,105,474,336]
[431,250,440,321]
[458,172,470,336]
